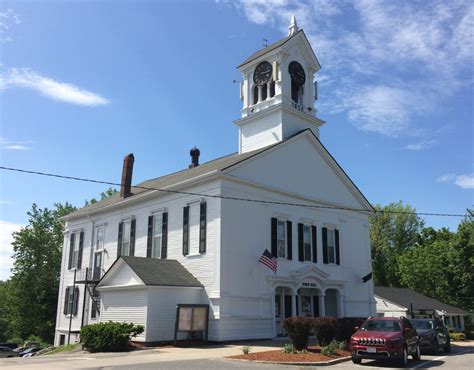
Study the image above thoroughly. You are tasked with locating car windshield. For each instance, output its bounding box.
[411,320,433,330]
[360,320,401,332]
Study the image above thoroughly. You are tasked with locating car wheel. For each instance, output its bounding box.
[413,344,421,361]
[352,356,362,364]
[444,340,451,353]
[398,347,408,367]
[433,339,439,355]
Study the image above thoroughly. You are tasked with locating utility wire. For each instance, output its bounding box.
[0,166,469,218]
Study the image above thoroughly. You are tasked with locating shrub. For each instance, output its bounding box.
[282,343,295,354]
[282,317,313,351]
[313,317,338,346]
[337,340,348,351]
[320,340,338,356]
[242,345,251,354]
[7,337,24,346]
[450,332,466,341]
[336,317,366,342]
[80,321,144,352]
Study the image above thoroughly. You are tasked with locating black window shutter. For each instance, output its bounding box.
[146,215,153,258]
[298,223,304,261]
[271,218,277,257]
[199,202,207,253]
[286,221,292,260]
[161,212,168,259]
[130,219,136,256]
[182,206,189,256]
[335,229,340,265]
[77,231,84,269]
[68,234,75,269]
[322,227,329,264]
[73,287,79,315]
[117,222,123,258]
[311,226,317,263]
[63,287,70,315]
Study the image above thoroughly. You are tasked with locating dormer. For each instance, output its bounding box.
[234,16,325,153]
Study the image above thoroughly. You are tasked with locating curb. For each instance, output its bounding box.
[226,356,351,366]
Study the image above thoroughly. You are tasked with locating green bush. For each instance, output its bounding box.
[80,322,144,352]
[313,317,338,346]
[242,345,251,354]
[320,340,339,356]
[282,317,313,351]
[282,343,295,354]
[7,337,24,346]
[450,332,466,341]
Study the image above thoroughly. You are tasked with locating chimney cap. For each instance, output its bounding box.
[190,146,200,156]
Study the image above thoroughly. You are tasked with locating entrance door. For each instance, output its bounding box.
[284,295,292,318]
[301,296,312,317]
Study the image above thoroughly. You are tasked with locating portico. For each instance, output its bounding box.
[269,265,345,337]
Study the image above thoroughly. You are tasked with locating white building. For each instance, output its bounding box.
[54,17,376,346]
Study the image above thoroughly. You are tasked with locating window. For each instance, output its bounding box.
[327,229,336,263]
[277,220,286,258]
[303,225,312,261]
[152,214,163,258]
[90,290,100,319]
[122,220,131,256]
[68,231,83,270]
[261,83,268,101]
[95,225,104,250]
[72,233,80,267]
[63,287,79,316]
[253,85,259,105]
[93,252,102,280]
[270,80,275,97]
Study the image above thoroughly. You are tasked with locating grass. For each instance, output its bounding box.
[44,343,80,355]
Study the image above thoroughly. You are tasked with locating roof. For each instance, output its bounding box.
[64,144,274,219]
[374,286,470,315]
[237,30,302,68]
[113,256,203,288]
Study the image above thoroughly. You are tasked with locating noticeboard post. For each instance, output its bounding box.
[174,304,209,345]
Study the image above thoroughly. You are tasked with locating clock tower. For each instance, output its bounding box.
[235,16,325,153]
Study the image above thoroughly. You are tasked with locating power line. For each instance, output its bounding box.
[0,166,469,218]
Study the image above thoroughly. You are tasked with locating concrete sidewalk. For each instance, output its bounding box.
[0,341,285,370]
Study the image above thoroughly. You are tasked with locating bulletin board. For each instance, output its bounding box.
[174,304,209,344]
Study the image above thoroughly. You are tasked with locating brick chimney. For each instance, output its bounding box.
[120,153,134,198]
[189,147,200,168]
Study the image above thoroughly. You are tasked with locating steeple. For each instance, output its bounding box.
[288,15,298,36]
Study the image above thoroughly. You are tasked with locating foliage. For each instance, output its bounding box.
[282,343,295,354]
[80,322,144,352]
[313,317,338,346]
[282,317,313,351]
[242,345,251,354]
[45,343,78,355]
[449,332,466,341]
[337,340,348,351]
[336,317,366,342]
[84,187,118,206]
[320,340,339,356]
[6,337,24,345]
[370,202,424,287]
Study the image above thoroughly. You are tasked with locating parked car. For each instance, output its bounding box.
[350,316,421,367]
[0,343,18,350]
[19,347,42,357]
[410,318,451,354]
[0,346,20,358]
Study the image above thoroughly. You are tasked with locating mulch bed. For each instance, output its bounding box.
[229,346,350,363]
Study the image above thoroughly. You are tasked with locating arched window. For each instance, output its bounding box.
[261,83,268,101]
[253,85,259,105]
[291,82,304,104]
[270,80,275,98]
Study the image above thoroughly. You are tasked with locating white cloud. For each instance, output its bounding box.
[0,9,21,43]
[232,0,473,137]
[437,173,474,189]
[0,137,32,150]
[404,140,437,151]
[0,220,23,281]
[0,68,109,106]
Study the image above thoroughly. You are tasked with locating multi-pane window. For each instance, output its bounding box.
[327,229,335,263]
[96,226,104,250]
[303,225,312,261]
[277,220,286,258]
[121,220,131,256]
[152,214,163,258]
[72,232,81,268]
[63,287,79,316]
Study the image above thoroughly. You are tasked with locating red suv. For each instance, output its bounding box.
[350,317,421,367]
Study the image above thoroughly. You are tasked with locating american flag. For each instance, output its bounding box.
[258,249,277,273]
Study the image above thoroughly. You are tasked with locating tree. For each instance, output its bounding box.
[84,187,118,206]
[370,201,424,287]
[6,203,76,342]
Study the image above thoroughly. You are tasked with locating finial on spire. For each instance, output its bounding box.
[288,15,298,36]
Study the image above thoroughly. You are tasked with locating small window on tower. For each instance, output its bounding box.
[270,80,275,98]
[253,85,259,105]
[261,83,267,101]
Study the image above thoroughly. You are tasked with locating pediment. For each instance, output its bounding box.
[97,259,144,288]
[291,265,330,280]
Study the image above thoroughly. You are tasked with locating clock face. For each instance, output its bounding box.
[253,61,273,86]
[289,61,306,86]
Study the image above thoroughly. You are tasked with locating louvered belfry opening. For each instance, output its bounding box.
[120,153,134,198]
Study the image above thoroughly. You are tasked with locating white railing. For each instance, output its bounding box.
[292,101,304,112]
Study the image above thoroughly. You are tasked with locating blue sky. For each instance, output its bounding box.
[0,0,472,280]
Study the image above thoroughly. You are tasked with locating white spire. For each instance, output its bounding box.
[288,15,298,36]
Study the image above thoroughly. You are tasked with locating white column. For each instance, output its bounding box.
[271,289,276,337]
[291,290,297,317]
[258,85,262,102]
[319,292,326,317]
[338,291,345,318]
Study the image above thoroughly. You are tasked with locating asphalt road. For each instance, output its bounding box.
[105,344,473,369]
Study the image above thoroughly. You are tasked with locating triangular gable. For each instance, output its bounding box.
[97,258,145,288]
[223,130,373,212]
